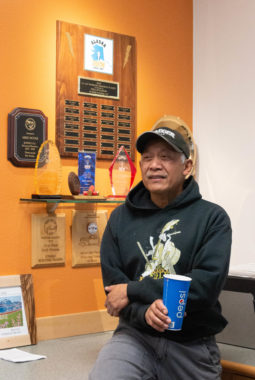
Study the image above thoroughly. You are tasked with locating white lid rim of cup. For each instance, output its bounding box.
[163,274,192,281]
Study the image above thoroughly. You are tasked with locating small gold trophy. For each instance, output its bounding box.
[34,140,62,195]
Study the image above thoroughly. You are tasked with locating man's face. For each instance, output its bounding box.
[139,138,191,201]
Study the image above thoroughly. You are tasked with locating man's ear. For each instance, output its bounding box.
[183,159,193,177]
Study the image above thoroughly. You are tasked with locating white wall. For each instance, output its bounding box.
[193,0,255,268]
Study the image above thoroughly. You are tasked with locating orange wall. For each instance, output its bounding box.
[0,0,193,318]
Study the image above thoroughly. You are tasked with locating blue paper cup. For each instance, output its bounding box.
[163,274,192,331]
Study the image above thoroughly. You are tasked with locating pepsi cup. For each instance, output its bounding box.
[163,274,191,331]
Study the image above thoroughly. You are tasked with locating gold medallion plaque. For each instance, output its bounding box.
[31,214,66,268]
[56,21,137,161]
[72,210,108,267]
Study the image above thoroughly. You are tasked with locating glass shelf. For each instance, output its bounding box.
[20,197,124,212]
[20,198,124,204]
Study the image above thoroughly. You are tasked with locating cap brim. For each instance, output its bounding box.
[136,131,182,154]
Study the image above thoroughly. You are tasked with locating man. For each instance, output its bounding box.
[89,124,232,379]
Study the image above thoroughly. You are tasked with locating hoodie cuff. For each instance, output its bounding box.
[127,281,143,302]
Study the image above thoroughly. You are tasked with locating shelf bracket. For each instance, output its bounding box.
[46,202,59,214]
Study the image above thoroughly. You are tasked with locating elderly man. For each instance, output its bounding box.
[89,124,231,380]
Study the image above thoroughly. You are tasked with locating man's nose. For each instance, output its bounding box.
[149,156,162,169]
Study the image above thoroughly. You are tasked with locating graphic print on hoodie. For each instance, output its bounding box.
[138,219,181,280]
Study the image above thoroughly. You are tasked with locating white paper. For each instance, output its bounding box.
[0,348,46,362]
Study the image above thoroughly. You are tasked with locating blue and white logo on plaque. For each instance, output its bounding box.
[84,34,114,75]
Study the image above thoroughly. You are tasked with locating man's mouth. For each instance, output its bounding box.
[147,174,166,180]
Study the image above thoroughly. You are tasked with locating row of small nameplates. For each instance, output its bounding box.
[64,114,131,122]
[64,142,131,156]
[64,126,131,135]
[65,100,131,113]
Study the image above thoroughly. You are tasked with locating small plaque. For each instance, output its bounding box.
[65,108,80,114]
[65,139,79,145]
[101,120,114,126]
[31,213,66,268]
[84,118,97,124]
[83,102,98,109]
[65,147,78,153]
[78,77,119,100]
[101,127,114,133]
[101,112,114,118]
[118,114,131,120]
[118,107,130,113]
[101,105,115,111]
[101,142,114,148]
[118,122,130,127]
[84,110,98,116]
[72,210,108,267]
[65,100,80,106]
[83,133,97,139]
[65,124,79,129]
[8,108,48,167]
[102,135,114,140]
[83,125,97,131]
[65,115,80,122]
[64,131,80,137]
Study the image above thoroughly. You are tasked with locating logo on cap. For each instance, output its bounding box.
[155,128,175,139]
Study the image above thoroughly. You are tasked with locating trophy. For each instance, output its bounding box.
[108,146,136,198]
[78,151,96,194]
[34,140,62,196]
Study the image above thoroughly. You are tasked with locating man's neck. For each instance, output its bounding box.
[150,190,182,208]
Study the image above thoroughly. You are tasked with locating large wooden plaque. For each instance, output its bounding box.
[56,21,137,160]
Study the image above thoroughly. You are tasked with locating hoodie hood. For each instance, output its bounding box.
[126,176,202,211]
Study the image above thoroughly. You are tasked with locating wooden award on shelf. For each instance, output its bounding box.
[31,213,66,268]
[56,21,137,161]
[72,210,108,267]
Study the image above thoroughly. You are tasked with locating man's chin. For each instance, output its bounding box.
[148,186,168,195]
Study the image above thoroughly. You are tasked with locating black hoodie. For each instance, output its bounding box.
[100,176,232,342]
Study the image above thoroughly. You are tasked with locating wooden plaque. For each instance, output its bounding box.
[8,107,48,167]
[31,213,66,268]
[72,210,108,267]
[56,20,137,160]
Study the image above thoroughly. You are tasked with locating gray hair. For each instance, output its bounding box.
[180,153,186,163]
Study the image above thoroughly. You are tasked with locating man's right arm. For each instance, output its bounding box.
[101,216,165,329]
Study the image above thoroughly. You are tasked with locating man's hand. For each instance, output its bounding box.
[104,284,129,317]
[145,299,171,332]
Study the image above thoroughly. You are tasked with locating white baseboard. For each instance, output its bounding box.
[36,309,118,341]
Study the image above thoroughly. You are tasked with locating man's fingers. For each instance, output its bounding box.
[145,300,171,332]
